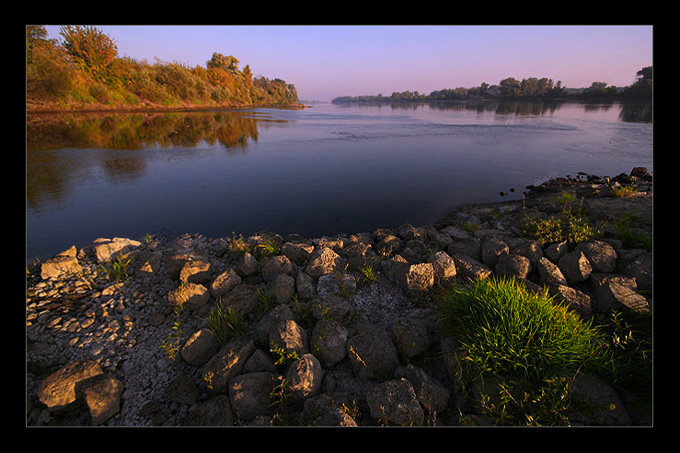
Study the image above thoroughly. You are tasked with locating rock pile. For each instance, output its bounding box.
[26,167,652,426]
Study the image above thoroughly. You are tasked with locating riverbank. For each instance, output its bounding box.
[26,167,652,427]
[26,99,309,114]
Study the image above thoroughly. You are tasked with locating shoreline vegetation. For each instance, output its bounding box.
[26,26,303,115]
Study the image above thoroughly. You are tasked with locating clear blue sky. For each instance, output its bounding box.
[42,25,653,101]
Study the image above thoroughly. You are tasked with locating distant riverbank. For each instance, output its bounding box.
[26,100,309,114]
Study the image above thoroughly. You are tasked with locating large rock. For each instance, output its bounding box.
[574,241,618,273]
[228,372,278,421]
[181,328,221,366]
[219,284,260,318]
[396,364,450,414]
[311,319,349,367]
[548,283,592,318]
[255,304,295,344]
[566,372,632,426]
[398,262,435,296]
[183,394,234,426]
[76,374,123,426]
[304,247,347,279]
[590,274,650,313]
[389,316,432,359]
[260,255,293,283]
[37,359,103,411]
[453,254,492,281]
[366,378,424,426]
[284,353,323,405]
[40,251,82,280]
[557,250,593,284]
[537,256,568,286]
[210,267,242,298]
[202,338,256,394]
[427,251,457,287]
[281,241,314,264]
[179,259,211,284]
[481,238,509,267]
[167,282,210,310]
[495,254,530,279]
[269,319,309,357]
[93,237,141,264]
[268,273,296,304]
[347,325,400,380]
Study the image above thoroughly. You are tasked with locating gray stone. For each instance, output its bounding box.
[93,237,141,264]
[228,372,278,421]
[481,238,509,267]
[38,359,104,411]
[398,262,435,296]
[269,319,308,357]
[202,338,256,394]
[396,364,450,414]
[284,353,323,405]
[295,271,316,300]
[537,256,568,286]
[76,374,123,426]
[311,319,349,367]
[567,372,632,426]
[448,237,482,261]
[41,254,83,280]
[548,283,592,318]
[575,241,618,273]
[167,372,198,405]
[255,304,295,344]
[453,254,493,281]
[389,316,432,358]
[281,241,314,264]
[268,273,295,304]
[219,284,260,318]
[495,254,531,279]
[236,252,259,277]
[305,247,347,279]
[210,267,242,299]
[557,250,593,284]
[179,259,211,284]
[317,272,357,296]
[181,328,221,366]
[590,274,650,313]
[167,283,210,310]
[260,255,293,283]
[347,325,400,380]
[427,251,457,287]
[243,349,277,374]
[366,378,424,426]
[183,394,234,426]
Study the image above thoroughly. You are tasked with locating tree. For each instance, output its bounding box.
[207,53,240,73]
[499,78,521,97]
[59,26,118,79]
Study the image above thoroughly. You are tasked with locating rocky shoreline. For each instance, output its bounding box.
[25,167,653,427]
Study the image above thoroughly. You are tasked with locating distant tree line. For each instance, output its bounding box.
[26,25,300,110]
[332,68,652,104]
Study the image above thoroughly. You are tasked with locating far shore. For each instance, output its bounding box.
[26,100,310,115]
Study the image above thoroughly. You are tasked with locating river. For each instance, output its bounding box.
[26,99,652,261]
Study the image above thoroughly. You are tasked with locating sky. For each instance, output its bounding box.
[41,25,653,101]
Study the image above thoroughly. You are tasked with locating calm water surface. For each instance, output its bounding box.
[26,100,652,260]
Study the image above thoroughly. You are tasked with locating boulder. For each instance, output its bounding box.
[574,241,618,273]
[269,319,309,357]
[38,359,103,411]
[295,271,316,300]
[228,372,278,421]
[134,251,161,278]
[255,304,295,345]
[202,338,256,394]
[284,353,323,405]
[396,364,450,414]
[179,259,211,284]
[243,349,277,374]
[303,394,358,426]
[389,316,432,359]
[537,256,568,286]
[76,374,123,426]
[167,283,210,310]
[268,273,296,304]
[495,254,531,279]
[567,372,631,426]
[544,240,568,263]
[40,253,82,280]
[427,251,457,287]
[347,325,400,380]
[260,255,293,283]
[620,250,652,291]
[448,237,482,261]
[310,319,349,367]
[590,274,650,313]
[183,394,234,426]
[181,328,221,366]
[366,378,424,426]
[557,250,593,284]
[305,247,347,279]
[310,294,355,322]
[481,238,509,267]
[281,241,314,264]
[398,262,435,296]
[167,372,198,405]
[93,237,141,264]
[453,254,492,281]
[219,284,260,318]
[548,283,592,318]
[317,273,357,296]
[210,267,242,298]
[236,252,259,277]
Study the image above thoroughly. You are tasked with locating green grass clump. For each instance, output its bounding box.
[438,277,609,424]
[522,194,599,246]
[439,278,602,385]
[206,302,250,345]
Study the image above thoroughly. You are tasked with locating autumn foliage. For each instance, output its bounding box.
[26,25,300,110]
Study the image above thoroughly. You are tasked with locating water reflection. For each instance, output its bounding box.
[334,99,652,123]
